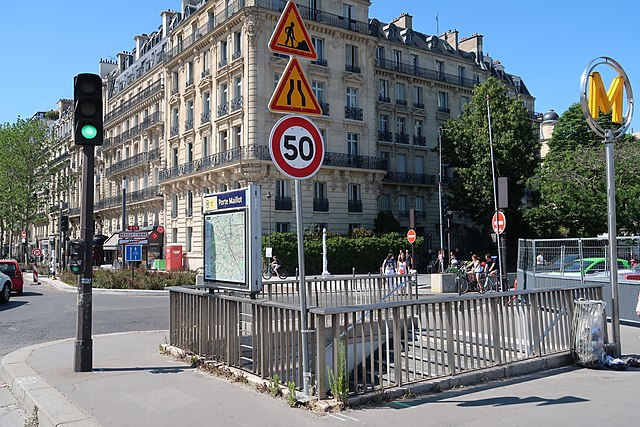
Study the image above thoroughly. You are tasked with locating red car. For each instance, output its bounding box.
[0,259,24,296]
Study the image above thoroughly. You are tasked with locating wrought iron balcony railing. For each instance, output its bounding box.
[345,106,363,121]
[275,196,292,211]
[348,200,363,213]
[313,198,329,212]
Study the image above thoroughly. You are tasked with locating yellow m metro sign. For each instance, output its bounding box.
[589,72,624,123]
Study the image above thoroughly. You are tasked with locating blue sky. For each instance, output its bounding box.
[2,0,639,131]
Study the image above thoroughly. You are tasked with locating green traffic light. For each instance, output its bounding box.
[81,124,98,139]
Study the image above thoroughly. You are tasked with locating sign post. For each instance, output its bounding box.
[580,56,634,356]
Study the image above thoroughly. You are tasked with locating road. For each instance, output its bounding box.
[0,275,169,425]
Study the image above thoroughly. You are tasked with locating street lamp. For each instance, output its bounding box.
[445,210,452,262]
[437,126,445,272]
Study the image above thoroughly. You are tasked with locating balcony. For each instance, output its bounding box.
[313,198,329,212]
[170,125,179,137]
[413,102,425,109]
[396,133,409,144]
[105,80,163,124]
[159,145,271,182]
[345,64,361,74]
[374,58,479,90]
[414,210,426,219]
[378,131,393,142]
[348,200,363,213]
[171,87,179,96]
[232,50,242,60]
[275,196,292,211]
[201,68,211,79]
[231,96,243,112]
[105,151,151,176]
[378,95,390,103]
[201,111,211,125]
[218,58,228,68]
[185,208,193,217]
[185,119,194,131]
[344,106,363,121]
[323,152,387,170]
[140,111,163,131]
[319,102,330,116]
[398,210,410,219]
[395,99,407,106]
[311,58,327,67]
[413,135,426,146]
[383,171,437,185]
[437,107,451,116]
[217,103,229,117]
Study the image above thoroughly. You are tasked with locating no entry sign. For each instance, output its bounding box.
[269,115,324,180]
[492,211,506,234]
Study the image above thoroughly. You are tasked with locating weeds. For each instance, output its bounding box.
[268,374,281,397]
[328,339,349,403]
[24,406,38,427]
[287,381,298,407]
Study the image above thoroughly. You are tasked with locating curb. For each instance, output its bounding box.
[0,338,100,427]
[38,277,169,296]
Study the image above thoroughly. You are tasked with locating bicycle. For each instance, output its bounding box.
[262,262,288,280]
[454,267,495,295]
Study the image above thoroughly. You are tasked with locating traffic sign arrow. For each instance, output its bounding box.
[269,58,322,115]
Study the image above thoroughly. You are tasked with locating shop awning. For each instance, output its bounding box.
[102,233,120,250]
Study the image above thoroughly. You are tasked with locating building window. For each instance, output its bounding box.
[415,155,424,174]
[186,142,193,163]
[416,196,424,213]
[458,65,466,84]
[219,129,228,151]
[397,116,406,134]
[172,227,178,244]
[203,135,210,158]
[438,91,449,112]
[312,81,325,103]
[276,222,290,233]
[232,125,241,148]
[347,132,358,156]
[345,44,359,72]
[379,79,389,101]
[274,73,280,89]
[348,183,362,212]
[186,227,193,252]
[413,85,423,107]
[346,87,358,108]
[186,100,194,129]
[379,194,390,211]
[395,82,406,105]
[312,37,326,65]
[171,194,178,218]
[186,190,193,217]
[461,96,470,109]
[171,71,179,94]
[436,60,445,79]
[186,62,194,86]
[397,154,407,173]
[219,40,228,67]
[379,114,389,132]
[376,46,385,60]
[233,31,242,57]
[411,54,419,69]
[398,195,408,218]
[313,182,328,211]
[275,179,292,210]
[393,50,402,68]
[172,147,178,167]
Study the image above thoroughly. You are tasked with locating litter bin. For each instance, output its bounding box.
[571,299,607,367]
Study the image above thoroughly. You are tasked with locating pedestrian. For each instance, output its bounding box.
[636,291,640,318]
[405,249,413,272]
[397,253,407,275]
[450,251,459,267]
[536,253,545,265]
[381,253,396,287]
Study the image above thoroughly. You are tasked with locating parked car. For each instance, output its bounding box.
[561,257,630,275]
[0,270,13,303]
[0,259,24,296]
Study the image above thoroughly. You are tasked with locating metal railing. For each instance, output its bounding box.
[348,200,363,212]
[375,58,478,90]
[105,81,164,124]
[106,151,150,175]
[383,171,437,185]
[345,106,363,121]
[275,196,292,211]
[323,152,387,170]
[313,198,329,212]
[169,280,601,399]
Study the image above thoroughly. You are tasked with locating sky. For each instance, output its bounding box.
[2,0,639,131]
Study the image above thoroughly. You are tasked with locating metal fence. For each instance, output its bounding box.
[169,275,601,398]
[518,238,640,324]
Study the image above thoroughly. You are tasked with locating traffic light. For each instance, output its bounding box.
[61,215,69,233]
[68,239,85,275]
[149,225,165,247]
[73,73,103,146]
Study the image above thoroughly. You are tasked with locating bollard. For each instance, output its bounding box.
[32,264,39,284]
[352,267,355,276]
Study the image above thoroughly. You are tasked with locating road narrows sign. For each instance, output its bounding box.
[407,229,417,244]
[268,1,317,60]
[269,115,324,180]
[269,57,322,115]
[492,211,506,234]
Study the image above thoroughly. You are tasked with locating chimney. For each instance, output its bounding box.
[390,13,412,30]
[161,10,175,38]
[117,52,128,72]
[134,34,149,60]
[459,33,484,65]
[440,29,459,50]
[99,58,118,78]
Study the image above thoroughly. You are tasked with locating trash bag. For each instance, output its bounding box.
[571,299,607,367]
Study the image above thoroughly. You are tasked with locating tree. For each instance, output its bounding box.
[0,118,52,256]
[440,78,539,238]
[524,103,639,237]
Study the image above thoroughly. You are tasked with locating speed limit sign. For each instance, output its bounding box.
[269,115,324,180]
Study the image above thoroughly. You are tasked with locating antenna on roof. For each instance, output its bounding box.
[436,13,439,35]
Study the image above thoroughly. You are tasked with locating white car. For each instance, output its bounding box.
[0,270,13,303]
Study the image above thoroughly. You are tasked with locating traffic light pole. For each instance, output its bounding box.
[75,142,95,372]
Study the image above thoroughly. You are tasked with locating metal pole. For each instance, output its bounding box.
[486,96,504,290]
[294,179,310,396]
[437,126,444,272]
[121,177,127,270]
[266,191,272,249]
[75,144,95,372]
[604,129,621,356]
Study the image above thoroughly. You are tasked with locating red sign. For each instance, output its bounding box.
[21,230,26,239]
[492,211,506,234]
[407,229,417,244]
[268,0,317,60]
[127,225,140,231]
[32,248,42,257]
[269,115,324,180]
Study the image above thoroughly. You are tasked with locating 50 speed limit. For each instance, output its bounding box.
[269,115,324,180]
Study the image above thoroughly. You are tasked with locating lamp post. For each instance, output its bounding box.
[437,126,445,272]
[446,210,452,262]
[121,177,127,270]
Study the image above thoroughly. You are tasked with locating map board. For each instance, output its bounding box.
[202,185,262,294]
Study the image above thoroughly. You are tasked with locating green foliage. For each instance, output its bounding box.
[328,339,349,403]
[61,268,195,289]
[287,381,297,406]
[268,374,281,397]
[524,103,640,237]
[263,232,424,275]
[441,78,539,229]
[373,211,402,234]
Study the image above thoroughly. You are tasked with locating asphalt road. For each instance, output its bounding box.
[0,277,169,358]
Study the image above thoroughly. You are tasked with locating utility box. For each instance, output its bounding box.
[165,244,183,271]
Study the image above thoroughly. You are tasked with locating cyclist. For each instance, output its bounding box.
[270,255,281,276]
[467,254,485,292]
[485,253,498,279]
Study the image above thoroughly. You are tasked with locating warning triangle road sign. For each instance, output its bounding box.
[268,0,317,60]
[269,57,322,115]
